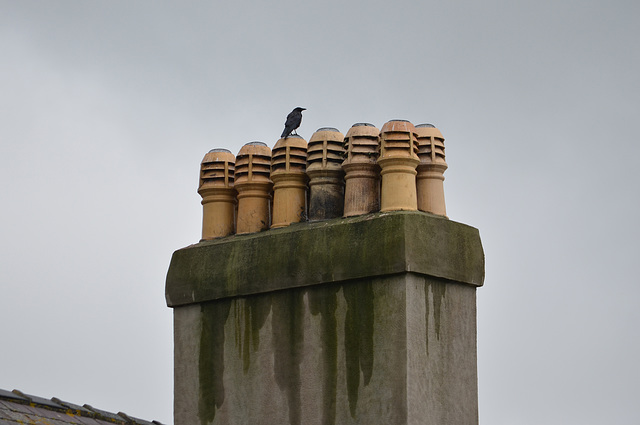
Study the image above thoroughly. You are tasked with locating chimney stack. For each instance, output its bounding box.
[168,117,485,425]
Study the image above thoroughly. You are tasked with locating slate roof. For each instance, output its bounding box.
[0,389,165,425]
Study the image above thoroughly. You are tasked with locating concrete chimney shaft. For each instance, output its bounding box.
[166,212,485,425]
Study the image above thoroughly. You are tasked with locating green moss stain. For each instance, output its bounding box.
[199,299,232,425]
[233,295,272,373]
[308,285,339,425]
[343,281,375,418]
[424,279,446,356]
[272,288,305,425]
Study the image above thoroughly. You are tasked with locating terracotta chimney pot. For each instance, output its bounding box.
[271,135,308,228]
[415,124,448,217]
[198,149,236,239]
[378,120,420,212]
[307,127,346,220]
[235,142,273,234]
[342,123,381,216]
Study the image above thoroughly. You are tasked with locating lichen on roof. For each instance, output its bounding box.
[0,389,164,425]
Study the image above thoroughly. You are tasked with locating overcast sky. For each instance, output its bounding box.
[1,1,639,424]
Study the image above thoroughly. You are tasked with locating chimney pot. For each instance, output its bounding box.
[378,120,420,212]
[235,141,273,234]
[307,127,346,220]
[198,149,237,240]
[415,124,448,217]
[271,136,309,228]
[342,123,381,216]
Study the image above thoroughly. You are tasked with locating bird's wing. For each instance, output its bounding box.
[284,111,297,126]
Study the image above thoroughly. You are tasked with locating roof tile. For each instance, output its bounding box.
[12,389,65,410]
[0,389,164,425]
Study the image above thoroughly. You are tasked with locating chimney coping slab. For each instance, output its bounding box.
[165,211,484,307]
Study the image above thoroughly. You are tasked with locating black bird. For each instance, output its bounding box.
[281,107,306,138]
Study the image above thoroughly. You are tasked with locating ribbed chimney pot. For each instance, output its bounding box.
[235,142,273,234]
[271,135,309,228]
[415,124,448,217]
[198,149,236,239]
[378,120,420,212]
[342,123,381,217]
[307,127,346,220]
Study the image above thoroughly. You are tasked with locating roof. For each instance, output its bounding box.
[0,389,165,425]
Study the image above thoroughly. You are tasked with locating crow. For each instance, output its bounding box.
[281,107,306,138]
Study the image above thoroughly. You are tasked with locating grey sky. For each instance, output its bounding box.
[1,1,639,424]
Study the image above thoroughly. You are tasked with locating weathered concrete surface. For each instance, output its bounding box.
[167,211,484,425]
[173,275,478,425]
[166,211,484,307]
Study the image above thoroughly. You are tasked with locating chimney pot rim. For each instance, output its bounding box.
[315,127,340,132]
